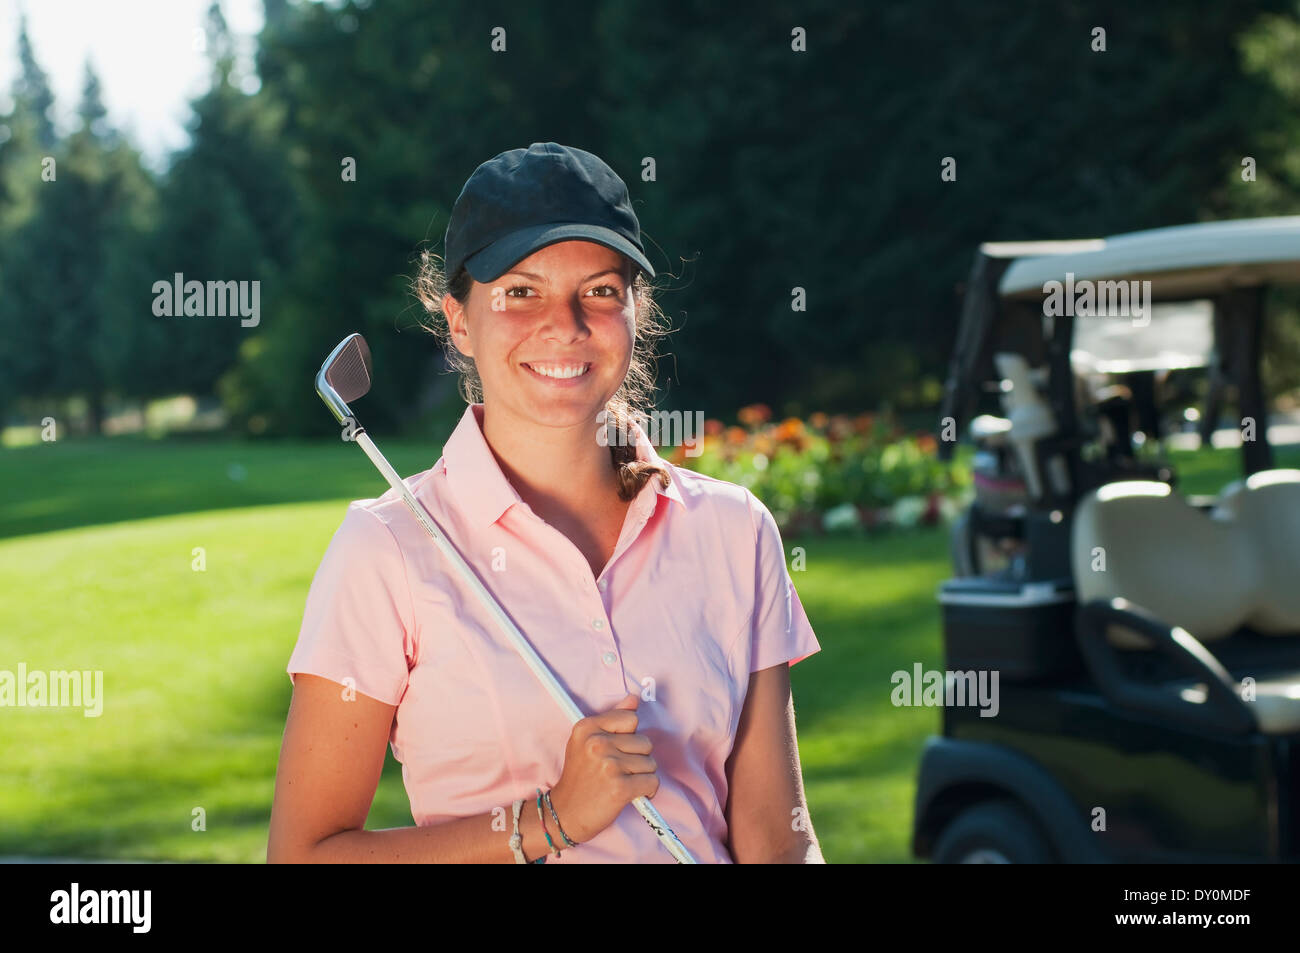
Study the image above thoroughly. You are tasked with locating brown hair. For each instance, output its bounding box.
[413,250,673,502]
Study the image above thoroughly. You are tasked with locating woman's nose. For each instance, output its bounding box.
[538,298,589,341]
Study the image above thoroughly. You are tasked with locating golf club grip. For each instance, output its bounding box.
[351,431,700,864]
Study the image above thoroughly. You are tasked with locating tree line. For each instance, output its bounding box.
[1,0,1298,439]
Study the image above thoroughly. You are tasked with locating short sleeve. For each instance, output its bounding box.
[744,492,822,673]
[286,504,416,706]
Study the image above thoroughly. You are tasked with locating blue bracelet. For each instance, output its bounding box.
[543,789,579,848]
[536,788,561,857]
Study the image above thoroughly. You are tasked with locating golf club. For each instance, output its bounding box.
[315,333,698,864]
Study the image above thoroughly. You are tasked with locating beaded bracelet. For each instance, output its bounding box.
[543,789,579,848]
[509,797,547,863]
[509,798,528,864]
[536,788,561,857]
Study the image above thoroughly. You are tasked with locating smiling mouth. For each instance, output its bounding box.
[520,362,592,380]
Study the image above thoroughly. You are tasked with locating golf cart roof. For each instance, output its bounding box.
[990,216,1300,301]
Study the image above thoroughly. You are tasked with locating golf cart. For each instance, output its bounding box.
[912,216,1300,863]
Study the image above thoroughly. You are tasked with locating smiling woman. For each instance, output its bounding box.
[415,229,674,505]
[269,142,823,864]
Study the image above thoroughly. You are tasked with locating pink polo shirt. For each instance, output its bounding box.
[286,402,820,863]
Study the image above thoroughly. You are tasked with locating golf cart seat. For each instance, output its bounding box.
[1072,480,1300,735]
[1212,469,1300,634]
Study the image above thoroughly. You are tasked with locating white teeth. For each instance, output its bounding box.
[526,363,589,379]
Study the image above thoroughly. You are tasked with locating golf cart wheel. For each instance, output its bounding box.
[932,800,1054,864]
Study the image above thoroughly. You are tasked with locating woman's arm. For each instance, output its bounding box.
[723,663,825,863]
[267,673,557,863]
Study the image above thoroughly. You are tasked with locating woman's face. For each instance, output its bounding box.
[446,240,636,432]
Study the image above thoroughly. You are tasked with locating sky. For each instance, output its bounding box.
[0,0,268,169]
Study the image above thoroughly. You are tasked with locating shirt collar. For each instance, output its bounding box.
[440,403,685,527]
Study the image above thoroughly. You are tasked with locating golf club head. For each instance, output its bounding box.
[316,333,373,425]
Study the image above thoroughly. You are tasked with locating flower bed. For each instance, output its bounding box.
[664,404,973,536]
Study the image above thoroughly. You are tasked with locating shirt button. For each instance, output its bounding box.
[597,579,608,591]
[592,619,604,630]
[602,651,617,666]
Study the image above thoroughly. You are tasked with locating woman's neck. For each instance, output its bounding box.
[477,402,622,518]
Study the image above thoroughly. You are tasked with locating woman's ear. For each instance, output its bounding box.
[444,292,474,358]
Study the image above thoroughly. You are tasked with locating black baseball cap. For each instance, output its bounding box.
[444,142,655,284]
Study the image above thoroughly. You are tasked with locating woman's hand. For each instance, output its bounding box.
[546,692,659,845]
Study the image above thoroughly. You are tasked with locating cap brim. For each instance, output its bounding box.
[464,222,655,283]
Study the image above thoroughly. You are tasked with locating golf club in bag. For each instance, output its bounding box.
[315,333,698,864]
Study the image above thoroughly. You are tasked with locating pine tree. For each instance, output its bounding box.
[0,18,61,420]
[14,15,56,152]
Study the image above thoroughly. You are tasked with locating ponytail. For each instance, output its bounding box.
[605,400,671,502]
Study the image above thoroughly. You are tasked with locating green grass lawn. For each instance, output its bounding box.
[0,433,1295,862]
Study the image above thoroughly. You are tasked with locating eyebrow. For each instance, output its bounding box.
[501,268,626,282]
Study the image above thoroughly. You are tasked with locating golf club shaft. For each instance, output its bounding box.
[351,429,698,864]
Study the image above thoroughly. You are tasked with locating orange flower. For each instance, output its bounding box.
[737,403,772,427]
[704,418,724,436]
[725,426,748,446]
[853,413,875,435]
[775,417,805,444]
[809,411,828,430]
[916,432,938,454]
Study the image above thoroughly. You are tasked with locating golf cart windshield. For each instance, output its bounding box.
[1070,299,1213,374]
